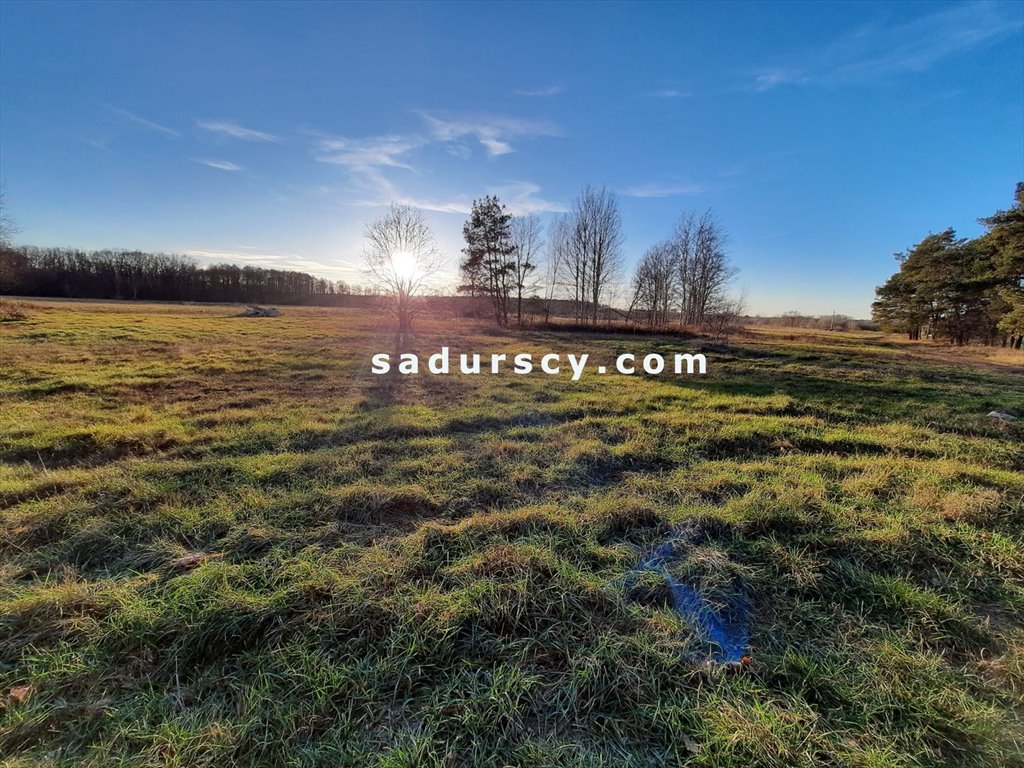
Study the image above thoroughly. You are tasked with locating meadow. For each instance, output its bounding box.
[1,300,1022,767]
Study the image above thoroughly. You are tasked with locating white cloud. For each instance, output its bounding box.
[623,182,703,199]
[287,257,362,273]
[753,69,807,92]
[310,115,563,214]
[197,120,280,142]
[193,159,243,171]
[479,138,513,156]
[753,2,1021,91]
[313,133,423,172]
[515,84,563,97]
[488,181,566,214]
[352,180,565,217]
[394,195,473,214]
[84,138,112,152]
[445,142,472,159]
[186,249,287,264]
[648,89,690,98]
[417,111,562,157]
[185,249,361,280]
[108,106,179,138]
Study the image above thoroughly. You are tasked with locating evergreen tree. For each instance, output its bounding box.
[460,195,515,325]
[982,183,1024,347]
[872,184,1024,347]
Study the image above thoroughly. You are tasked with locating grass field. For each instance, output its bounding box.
[2,300,1023,767]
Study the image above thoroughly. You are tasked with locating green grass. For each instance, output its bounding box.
[1,300,1023,767]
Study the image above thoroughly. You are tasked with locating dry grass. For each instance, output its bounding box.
[0,298,32,322]
[743,325,1024,373]
[1,300,1022,767]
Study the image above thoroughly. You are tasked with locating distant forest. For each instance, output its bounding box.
[873,184,1023,348]
[0,247,373,305]
[4,185,1020,345]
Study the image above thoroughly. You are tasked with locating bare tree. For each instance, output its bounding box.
[509,213,543,326]
[671,211,696,325]
[0,187,20,292]
[580,185,623,325]
[670,210,734,328]
[553,211,588,323]
[702,287,747,340]
[691,211,734,326]
[362,203,445,334]
[542,217,568,323]
[630,241,677,328]
[555,185,624,325]
[0,187,17,249]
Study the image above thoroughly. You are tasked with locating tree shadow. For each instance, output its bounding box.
[359,331,410,409]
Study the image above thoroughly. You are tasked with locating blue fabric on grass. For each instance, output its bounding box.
[625,523,750,664]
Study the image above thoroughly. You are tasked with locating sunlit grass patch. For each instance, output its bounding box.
[0,302,1021,766]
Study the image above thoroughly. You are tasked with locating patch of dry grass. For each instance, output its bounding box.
[1,300,1022,767]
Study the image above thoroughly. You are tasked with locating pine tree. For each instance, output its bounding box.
[872,184,1024,346]
[460,196,515,325]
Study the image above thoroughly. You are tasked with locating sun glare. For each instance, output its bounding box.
[390,250,418,281]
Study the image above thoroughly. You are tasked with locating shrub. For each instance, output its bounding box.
[0,298,30,321]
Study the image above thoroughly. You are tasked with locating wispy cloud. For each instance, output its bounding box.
[287,257,362,274]
[387,195,473,214]
[185,249,361,280]
[647,89,690,99]
[193,159,243,172]
[312,133,424,176]
[350,179,565,216]
[753,69,807,92]
[418,111,562,157]
[197,120,280,142]
[623,182,703,199]
[753,1,1022,91]
[108,106,179,138]
[309,131,425,210]
[445,143,473,160]
[515,84,563,97]
[186,249,286,264]
[479,138,513,157]
[489,181,566,214]
[84,138,112,152]
[310,114,563,213]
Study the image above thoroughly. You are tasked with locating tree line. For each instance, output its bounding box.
[628,210,737,331]
[872,184,1023,348]
[1,185,741,331]
[744,312,877,332]
[0,246,371,305]
[455,185,738,330]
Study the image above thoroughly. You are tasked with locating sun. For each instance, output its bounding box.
[390,250,419,282]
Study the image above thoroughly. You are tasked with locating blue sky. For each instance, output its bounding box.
[1,0,1021,317]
